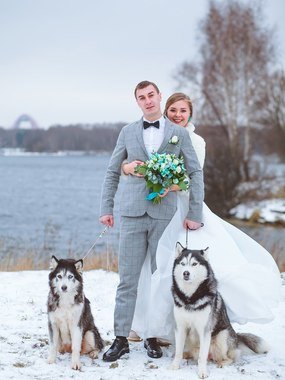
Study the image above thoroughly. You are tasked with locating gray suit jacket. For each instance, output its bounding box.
[100,117,204,222]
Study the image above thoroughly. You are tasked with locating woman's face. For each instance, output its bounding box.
[166,99,190,127]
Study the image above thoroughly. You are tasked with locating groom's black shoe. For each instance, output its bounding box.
[144,338,163,358]
[103,336,129,362]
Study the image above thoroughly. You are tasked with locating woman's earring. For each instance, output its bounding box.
[188,116,192,122]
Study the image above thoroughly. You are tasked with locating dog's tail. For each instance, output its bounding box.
[237,333,269,354]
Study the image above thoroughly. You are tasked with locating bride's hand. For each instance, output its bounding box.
[184,219,203,230]
[170,184,180,192]
[122,160,144,176]
[158,188,170,198]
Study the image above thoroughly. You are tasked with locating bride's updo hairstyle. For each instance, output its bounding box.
[164,92,193,118]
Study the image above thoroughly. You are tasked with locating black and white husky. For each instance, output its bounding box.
[170,244,269,379]
[47,256,104,370]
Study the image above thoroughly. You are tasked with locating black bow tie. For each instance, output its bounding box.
[143,120,160,129]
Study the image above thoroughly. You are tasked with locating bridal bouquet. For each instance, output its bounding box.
[135,152,189,204]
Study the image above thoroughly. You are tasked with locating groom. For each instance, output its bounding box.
[99,80,204,361]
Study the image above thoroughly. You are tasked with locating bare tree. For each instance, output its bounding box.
[261,68,285,159]
[176,0,275,179]
[268,69,285,133]
[174,0,280,214]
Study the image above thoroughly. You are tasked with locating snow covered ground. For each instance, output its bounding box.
[231,199,285,224]
[0,269,285,380]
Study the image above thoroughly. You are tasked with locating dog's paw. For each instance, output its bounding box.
[71,360,82,370]
[198,367,209,379]
[216,358,233,368]
[89,349,100,359]
[168,361,180,370]
[47,355,56,364]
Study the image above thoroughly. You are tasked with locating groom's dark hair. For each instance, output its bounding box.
[134,81,160,98]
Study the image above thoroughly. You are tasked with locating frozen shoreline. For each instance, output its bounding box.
[231,198,285,224]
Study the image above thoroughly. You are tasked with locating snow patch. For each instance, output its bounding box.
[231,199,285,224]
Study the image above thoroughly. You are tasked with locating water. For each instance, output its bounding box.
[0,154,284,266]
[0,154,120,260]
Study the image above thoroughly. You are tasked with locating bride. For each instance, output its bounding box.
[123,92,281,343]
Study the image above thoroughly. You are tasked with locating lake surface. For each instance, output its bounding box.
[0,154,284,267]
[0,154,121,261]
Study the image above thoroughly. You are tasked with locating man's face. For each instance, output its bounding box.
[136,85,162,120]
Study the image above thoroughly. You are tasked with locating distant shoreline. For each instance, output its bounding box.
[0,148,112,157]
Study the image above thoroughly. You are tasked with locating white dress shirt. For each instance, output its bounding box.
[142,116,165,157]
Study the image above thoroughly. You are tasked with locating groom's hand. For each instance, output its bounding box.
[122,160,144,176]
[100,215,114,227]
[183,219,203,230]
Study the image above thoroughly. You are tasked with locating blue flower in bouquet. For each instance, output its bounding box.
[134,152,189,204]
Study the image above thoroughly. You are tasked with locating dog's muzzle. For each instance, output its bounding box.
[61,285,67,292]
[183,271,190,281]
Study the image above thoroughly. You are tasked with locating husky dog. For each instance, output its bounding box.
[47,256,104,370]
[170,244,269,379]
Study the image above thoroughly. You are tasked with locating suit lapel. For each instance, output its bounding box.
[157,118,174,153]
[134,118,149,159]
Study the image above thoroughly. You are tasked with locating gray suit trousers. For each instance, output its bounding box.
[114,214,170,337]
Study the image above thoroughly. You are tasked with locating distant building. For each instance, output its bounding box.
[12,114,39,129]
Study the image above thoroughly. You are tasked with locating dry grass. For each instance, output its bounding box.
[273,187,285,199]
[248,209,261,224]
[83,251,118,272]
[0,230,119,272]
[0,256,48,272]
[0,226,284,273]
[0,251,118,272]
[1,248,283,273]
[0,249,49,272]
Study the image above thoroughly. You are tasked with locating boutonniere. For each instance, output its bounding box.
[169,135,179,145]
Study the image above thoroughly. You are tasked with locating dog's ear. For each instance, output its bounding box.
[200,247,209,261]
[50,256,59,270]
[175,242,185,257]
[75,259,83,274]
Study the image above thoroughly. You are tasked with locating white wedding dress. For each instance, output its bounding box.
[132,123,281,342]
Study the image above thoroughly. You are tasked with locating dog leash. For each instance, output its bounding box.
[82,226,110,260]
[186,223,204,248]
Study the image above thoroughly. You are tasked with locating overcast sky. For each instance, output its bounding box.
[1,0,285,128]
